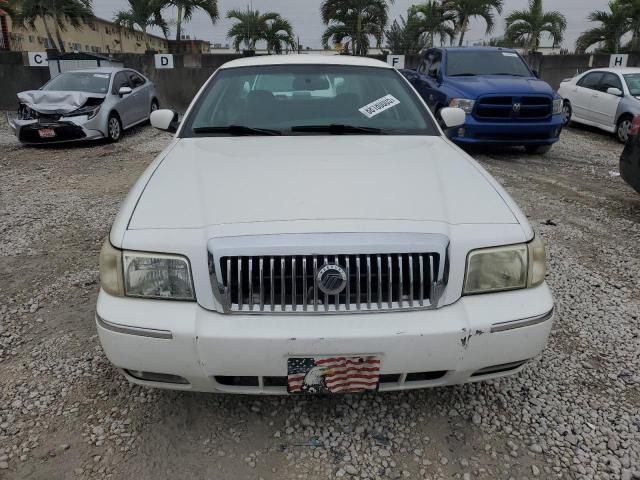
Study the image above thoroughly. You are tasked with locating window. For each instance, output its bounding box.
[445,50,532,77]
[578,72,604,90]
[127,71,146,88]
[42,72,111,94]
[112,71,131,94]
[183,65,438,137]
[599,73,623,92]
[623,74,640,96]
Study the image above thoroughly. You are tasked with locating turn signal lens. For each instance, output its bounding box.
[527,235,546,287]
[99,239,124,297]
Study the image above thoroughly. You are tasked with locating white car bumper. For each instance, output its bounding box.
[96,284,554,394]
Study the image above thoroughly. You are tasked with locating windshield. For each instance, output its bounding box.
[623,74,640,96]
[42,72,111,94]
[182,65,438,136]
[446,51,532,77]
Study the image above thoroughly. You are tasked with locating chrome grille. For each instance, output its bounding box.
[211,253,443,314]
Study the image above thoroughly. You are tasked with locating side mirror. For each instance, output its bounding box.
[118,86,132,96]
[439,107,466,129]
[150,109,179,133]
[607,87,623,97]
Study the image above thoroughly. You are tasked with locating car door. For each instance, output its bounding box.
[126,70,150,123]
[111,71,136,127]
[591,72,623,128]
[571,72,604,122]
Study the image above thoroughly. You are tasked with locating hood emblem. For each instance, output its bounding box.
[316,264,347,295]
[513,103,521,112]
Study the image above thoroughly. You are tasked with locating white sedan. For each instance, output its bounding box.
[96,55,554,395]
[558,67,640,143]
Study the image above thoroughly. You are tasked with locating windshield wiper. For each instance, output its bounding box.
[449,73,477,77]
[192,125,281,136]
[291,124,383,135]
[491,73,528,77]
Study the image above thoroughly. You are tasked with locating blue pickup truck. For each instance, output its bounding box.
[401,47,564,154]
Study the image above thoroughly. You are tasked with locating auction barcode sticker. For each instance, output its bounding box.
[359,94,400,118]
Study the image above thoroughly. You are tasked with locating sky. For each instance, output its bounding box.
[93,0,608,51]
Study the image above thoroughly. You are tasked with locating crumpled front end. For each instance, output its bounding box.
[9,91,108,144]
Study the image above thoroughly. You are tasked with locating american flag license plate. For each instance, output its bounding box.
[287,356,380,394]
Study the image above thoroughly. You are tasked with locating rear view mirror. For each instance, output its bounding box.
[607,87,623,97]
[150,109,179,133]
[119,86,132,96]
[439,107,466,129]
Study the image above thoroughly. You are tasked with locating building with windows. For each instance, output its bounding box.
[0,12,168,54]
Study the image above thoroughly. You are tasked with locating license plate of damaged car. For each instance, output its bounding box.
[38,128,56,138]
[287,356,380,394]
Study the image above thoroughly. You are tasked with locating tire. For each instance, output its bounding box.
[107,113,122,143]
[150,98,159,114]
[616,115,633,144]
[562,101,572,126]
[525,145,552,155]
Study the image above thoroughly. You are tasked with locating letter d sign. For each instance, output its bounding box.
[155,54,174,69]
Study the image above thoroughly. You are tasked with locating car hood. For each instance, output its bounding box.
[128,136,518,230]
[17,90,106,114]
[445,75,555,98]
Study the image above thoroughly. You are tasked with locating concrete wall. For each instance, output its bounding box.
[1,51,639,110]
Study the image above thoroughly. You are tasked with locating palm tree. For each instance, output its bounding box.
[169,0,218,42]
[441,0,504,47]
[114,0,169,52]
[576,1,629,53]
[320,0,393,56]
[619,0,640,51]
[408,0,456,48]
[226,8,281,51]
[12,0,94,52]
[385,16,424,54]
[264,16,296,54]
[504,0,567,53]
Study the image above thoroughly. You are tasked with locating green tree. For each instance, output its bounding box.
[504,0,567,53]
[264,16,296,54]
[169,0,218,42]
[227,8,292,52]
[320,0,393,56]
[576,1,629,53]
[114,0,169,52]
[12,0,94,52]
[441,0,503,47]
[385,16,424,54]
[619,0,640,51]
[408,0,456,48]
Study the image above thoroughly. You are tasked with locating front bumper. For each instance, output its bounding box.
[620,141,640,194]
[449,114,564,146]
[96,284,555,394]
[7,113,106,144]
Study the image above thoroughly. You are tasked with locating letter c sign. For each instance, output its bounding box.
[155,54,174,69]
[28,52,48,67]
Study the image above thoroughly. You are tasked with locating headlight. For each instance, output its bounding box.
[552,99,563,115]
[123,251,195,300]
[67,105,101,119]
[449,98,475,114]
[99,239,195,300]
[463,236,546,295]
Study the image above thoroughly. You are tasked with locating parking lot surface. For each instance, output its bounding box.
[0,118,638,480]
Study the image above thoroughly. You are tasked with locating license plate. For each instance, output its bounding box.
[38,128,56,138]
[287,356,380,394]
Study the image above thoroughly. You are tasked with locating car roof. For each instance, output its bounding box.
[58,67,130,74]
[220,54,393,70]
[585,67,640,74]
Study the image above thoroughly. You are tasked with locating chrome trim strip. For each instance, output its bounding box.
[96,314,172,340]
[490,308,554,333]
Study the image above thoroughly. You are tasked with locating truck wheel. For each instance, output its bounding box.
[616,115,633,144]
[525,145,552,155]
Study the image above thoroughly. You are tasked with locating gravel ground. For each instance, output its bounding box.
[0,116,638,480]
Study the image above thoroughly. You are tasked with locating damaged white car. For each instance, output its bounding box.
[97,55,554,395]
[8,67,158,144]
